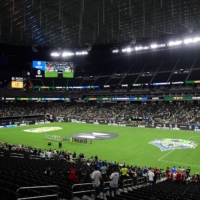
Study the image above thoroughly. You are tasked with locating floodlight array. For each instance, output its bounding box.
[75,51,88,55]
[113,36,200,53]
[62,52,74,57]
[51,50,88,57]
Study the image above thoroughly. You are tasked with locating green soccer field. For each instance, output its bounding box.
[0,122,200,173]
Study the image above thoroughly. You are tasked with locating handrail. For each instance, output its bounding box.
[0,151,4,157]
[72,183,94,200]
[17,194,58,200]
[16,185,59,200]
[10,153,24,158]
[29,155,41,160]
[122,179,133,190]
[72,181,112,200]
[103,181,111,198]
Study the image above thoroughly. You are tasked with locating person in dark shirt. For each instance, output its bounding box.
[195,173,200,184]
[45,166,52,176]
[186,167,191,177]
[73,151,76,158]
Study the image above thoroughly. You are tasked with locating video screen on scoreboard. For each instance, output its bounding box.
[32,61,75,78]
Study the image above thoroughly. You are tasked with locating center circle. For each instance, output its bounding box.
[70,132,118,140]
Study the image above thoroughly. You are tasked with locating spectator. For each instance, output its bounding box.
[100,163,107,180]
[91,166,102,198]
[171,166,176,174]
[109,167,119,197]
[186,167,191,177]
[195,173,200,184]
[45,166,52,176]
[120,165,129,179]
[148,169,154,185]
[68,171,78,183]
[176,171,182,183]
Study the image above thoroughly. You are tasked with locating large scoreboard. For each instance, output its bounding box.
[32,61,75,78]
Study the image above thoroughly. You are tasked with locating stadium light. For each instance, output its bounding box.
[112,49,119,53]
[127,47,132,52]
[184,37,200,44]
[51,52,60,57]
[168,40,182,46]
[150,44,158,49]
[135,46,150,51]
[122,47,133,52]
[75,51,88,55]
[150,44,165,49]
[62,52,74,57]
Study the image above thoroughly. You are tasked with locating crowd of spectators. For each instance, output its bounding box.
[152,104,178,123]
[0,102,75,117]
[1,141,200,200]
[0,141,199,184]
[66,102,163,124]
[169,104,200,124]
[1,102,200,125]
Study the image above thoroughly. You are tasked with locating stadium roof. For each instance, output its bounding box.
[0,0,200,47]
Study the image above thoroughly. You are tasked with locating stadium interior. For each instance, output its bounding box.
[1,0,200,200]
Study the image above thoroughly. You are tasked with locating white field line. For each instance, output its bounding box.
[160,160,200,168]
[158,150,175,161]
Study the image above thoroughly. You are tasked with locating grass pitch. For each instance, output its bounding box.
[0,122,200,174]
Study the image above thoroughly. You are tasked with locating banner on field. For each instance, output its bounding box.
[45,134,62,141]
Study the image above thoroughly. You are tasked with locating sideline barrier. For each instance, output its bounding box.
[0,124,17,128]
[65,118,200,132]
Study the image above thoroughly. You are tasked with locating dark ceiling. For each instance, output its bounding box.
[0,0,200,47]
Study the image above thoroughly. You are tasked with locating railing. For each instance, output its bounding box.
[71,183,95,200]
[103,181,111,198]
[0,151,4,157]
[29,155,41,160]
[122,179,133,190]
[10,153,24,158]
[16,185,59,200]
[72,181,112,200]
[71,177,156,199]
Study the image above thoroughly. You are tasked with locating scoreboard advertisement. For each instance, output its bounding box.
[11,81,24,88]
[32,61,75,78]
[11,77,25,89]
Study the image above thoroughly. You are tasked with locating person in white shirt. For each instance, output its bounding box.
[40,151,45,159]
[46,151,52,159]
[148,169,155,185]
[91,166,102,197]
[109,168,119,196]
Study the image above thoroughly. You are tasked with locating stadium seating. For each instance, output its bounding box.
[0,148,199,200]
[0,150,94,200]
[1,101,200,125]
